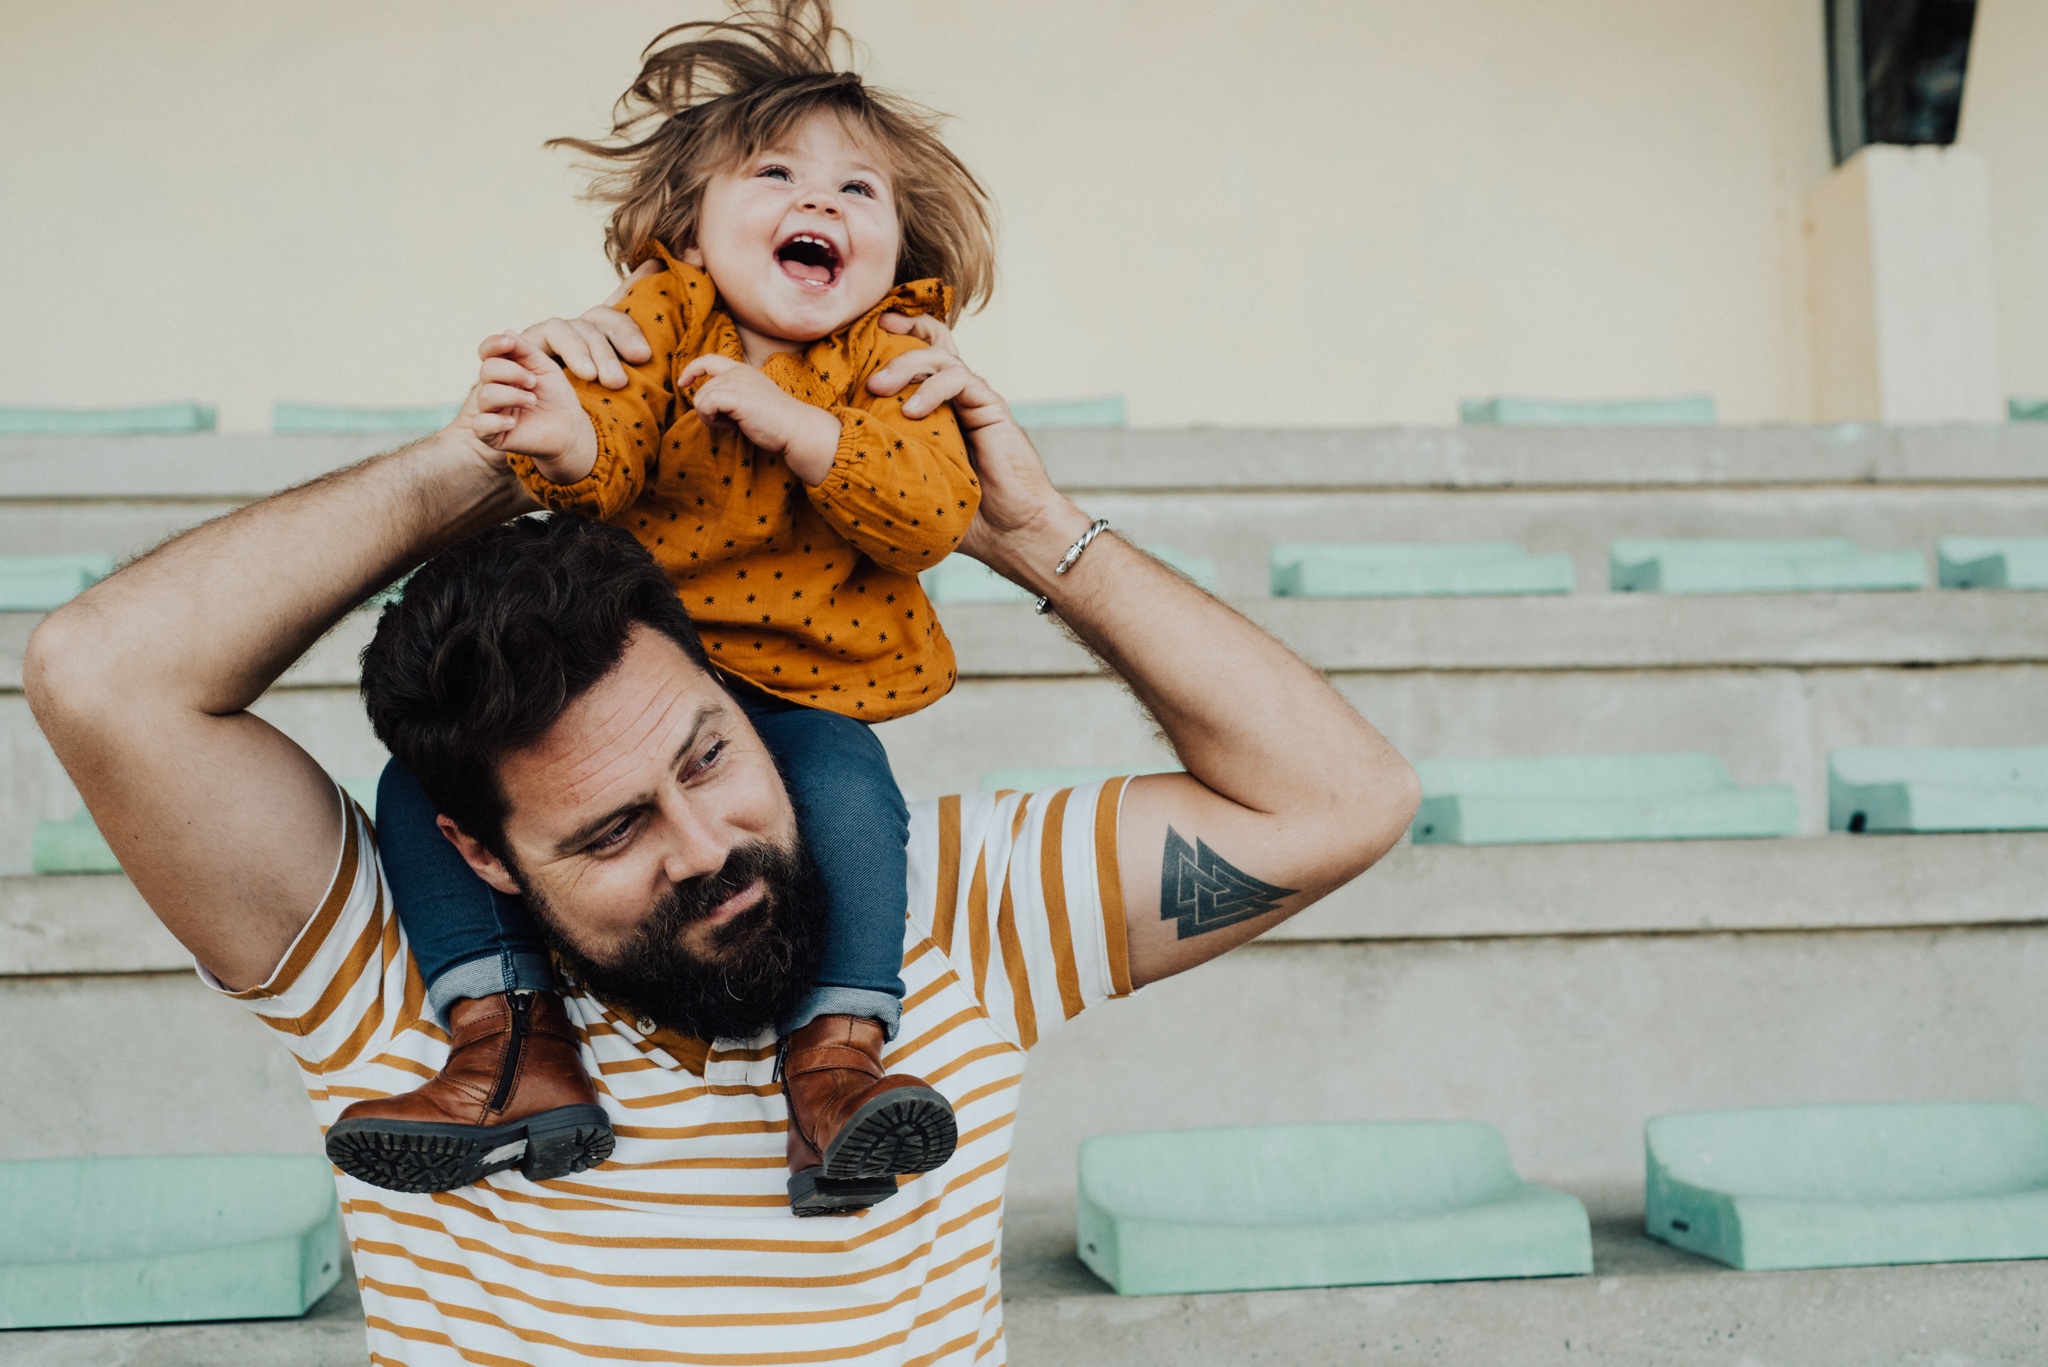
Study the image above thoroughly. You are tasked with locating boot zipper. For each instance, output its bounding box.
[489,992,532,1114]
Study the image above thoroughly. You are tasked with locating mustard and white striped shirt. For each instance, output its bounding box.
[209,778,1134,1366]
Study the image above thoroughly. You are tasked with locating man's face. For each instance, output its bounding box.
[449,626,822,1037]
[683,109,902,349]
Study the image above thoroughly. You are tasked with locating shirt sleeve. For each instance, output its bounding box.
[805,334,980,576]
[907,777,1136,1051]
[506,268,694,523]
[196,792,433,1085]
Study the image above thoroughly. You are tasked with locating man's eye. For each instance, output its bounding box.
[689,737,726,778]
[757,165,793,182]
[841,180,875,199]
[588,816,634,853]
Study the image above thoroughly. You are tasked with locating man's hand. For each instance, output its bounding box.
[870,313,1090,582]
[472,333,601,486]
[677,355,842,486]
[518,260,662,389]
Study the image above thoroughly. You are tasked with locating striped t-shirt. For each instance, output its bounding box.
[207,776,1134,1366]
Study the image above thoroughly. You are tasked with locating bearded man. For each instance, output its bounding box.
[25,314,1419,1365]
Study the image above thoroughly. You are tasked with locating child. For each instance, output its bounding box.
[325,0,994,1217]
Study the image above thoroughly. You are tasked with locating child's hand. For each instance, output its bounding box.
[470,333,600,485]
[678,355,841,486]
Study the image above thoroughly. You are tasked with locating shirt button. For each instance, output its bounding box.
[637,1017,656,1034]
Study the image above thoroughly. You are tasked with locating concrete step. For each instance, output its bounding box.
[11,454,2048,604]
[5,656,2046,869]
[13,592,2048,697]
[6,921,2048,1320]
[6,425,2047,504]
[10,1210,2045,1366]
[13,829,2044,980]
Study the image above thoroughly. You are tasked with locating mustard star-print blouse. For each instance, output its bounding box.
[506,249,980,722]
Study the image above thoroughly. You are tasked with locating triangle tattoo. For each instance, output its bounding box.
[1160,827,1296,940]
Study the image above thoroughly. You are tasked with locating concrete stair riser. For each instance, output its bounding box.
[7,925,2048,1226]
[6,663,2048,870]
[14,488,2048,607]
[9,426,2047,502]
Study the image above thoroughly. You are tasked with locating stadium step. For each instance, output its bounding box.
[1609,538,1928,594]
[1939,535,2048,589]
[271,401,457,433]
[0,404,214,436]
[0,1154,342,1330]
[0,558,113,613]
[1076,1121,1590,1295]
[1830,746,2048,833]
[1460,394,1717,425]
[1411,753,1801,845]
[1270,541,1575,597]
[1646,1103,2048,1271]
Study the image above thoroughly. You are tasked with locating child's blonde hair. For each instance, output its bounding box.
[551,0,995,323]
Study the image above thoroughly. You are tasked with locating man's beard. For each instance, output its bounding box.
[517,836,828,1042]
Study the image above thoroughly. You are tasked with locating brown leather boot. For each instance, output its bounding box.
[325,991,613,1193]
[782,1014,958,1217]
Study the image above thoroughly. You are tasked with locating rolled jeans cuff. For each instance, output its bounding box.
[427,951,557,1028]
[783,986,902,1042]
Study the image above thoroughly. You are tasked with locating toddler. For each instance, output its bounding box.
[325,0,993,1217]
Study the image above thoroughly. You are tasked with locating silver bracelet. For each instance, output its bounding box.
[1034,518,1111,615]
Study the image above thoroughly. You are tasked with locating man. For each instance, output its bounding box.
[25,311,1418,1363]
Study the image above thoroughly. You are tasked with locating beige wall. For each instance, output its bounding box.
[0,2,2031,429]
[1958,0,2048,403]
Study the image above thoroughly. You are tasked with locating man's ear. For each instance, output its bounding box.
[437,814,523,897]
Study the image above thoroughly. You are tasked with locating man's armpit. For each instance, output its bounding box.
[1158,826,1297,940]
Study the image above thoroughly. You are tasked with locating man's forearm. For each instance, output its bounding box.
[989,508,1406,829]
[41,428,528,718]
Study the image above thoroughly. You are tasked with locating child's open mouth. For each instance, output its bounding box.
[775,233,842,289]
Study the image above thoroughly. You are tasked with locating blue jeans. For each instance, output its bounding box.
[377,688,909,1037]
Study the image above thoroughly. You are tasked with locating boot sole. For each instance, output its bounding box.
[325,1104,614,1194]
[820,1086,958,1181]
[788,1168,899,1218]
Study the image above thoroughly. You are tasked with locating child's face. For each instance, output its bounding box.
[685,111,903,347]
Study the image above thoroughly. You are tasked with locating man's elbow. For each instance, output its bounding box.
[1330,752,1422,880]
[23,606,118,740]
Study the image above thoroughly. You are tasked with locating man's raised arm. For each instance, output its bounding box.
[23,419,530,990]
[874,316,1420,988]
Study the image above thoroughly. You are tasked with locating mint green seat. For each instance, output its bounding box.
[2010,398,2048,423]
[1078,1122,1591,1296]
[922,545,1216,604]
[273,401,460,433]
[1610,538,1927,594]
[1647,1103,2048,1271]
[0,554,115,611]
[1938,537,2048,590]
[1271,542,1573,598]
[1009,396,1125,428]
[0,403,214,436]
[981,765,1177,792]
[1413,753,1799,845]
[1460,395,1715,426]
[1829,746,2048,833]
[32,812,120,874]
[0,1154,343,1328]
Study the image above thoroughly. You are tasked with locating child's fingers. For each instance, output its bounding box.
[678,354,739,391]
[477,383,539,413]
[485,331,561,378]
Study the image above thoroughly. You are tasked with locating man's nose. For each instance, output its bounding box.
[649,792,731,886]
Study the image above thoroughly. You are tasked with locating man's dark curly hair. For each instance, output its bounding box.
[360,515,721,855]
